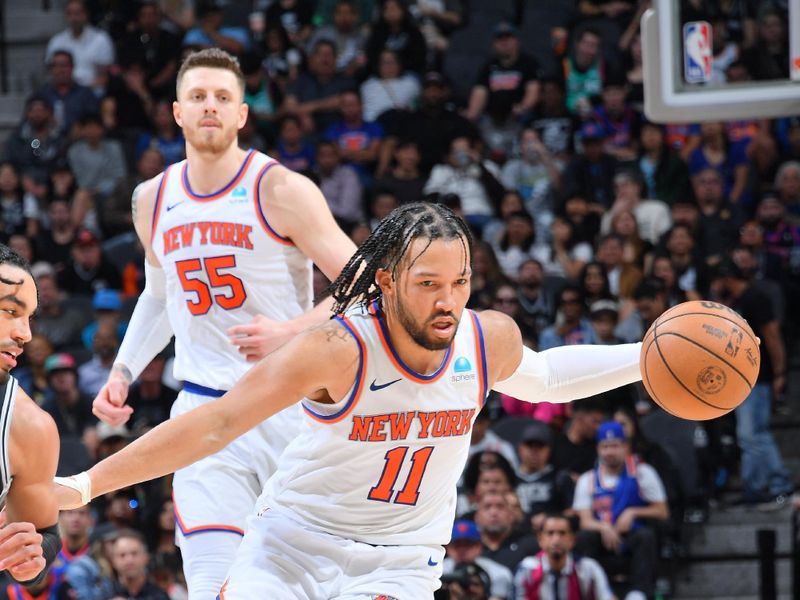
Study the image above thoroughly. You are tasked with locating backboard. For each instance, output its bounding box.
[642,0,800,123]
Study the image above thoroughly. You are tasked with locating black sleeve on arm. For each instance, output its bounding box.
[13,523,61,588]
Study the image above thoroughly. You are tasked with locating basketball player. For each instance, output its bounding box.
[57,204,643,598]
[0,245,61,586]
[89,49,356,596]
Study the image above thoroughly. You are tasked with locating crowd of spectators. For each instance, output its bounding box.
[0,0,798,599]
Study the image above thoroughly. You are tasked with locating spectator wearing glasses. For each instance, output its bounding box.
[539,285,595,350]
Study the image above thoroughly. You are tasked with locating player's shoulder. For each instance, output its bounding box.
[11,387,57,441]
[132,173,166,213]
[469,309,522,352]
[300,318,361,359]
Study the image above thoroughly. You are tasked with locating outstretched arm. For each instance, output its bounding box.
[480,310,642,403]
[57,319,360,507]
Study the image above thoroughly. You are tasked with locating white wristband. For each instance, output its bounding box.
[54,471,92,506]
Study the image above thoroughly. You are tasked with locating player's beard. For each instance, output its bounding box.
[186,122,237,155]
[395,295,457,352]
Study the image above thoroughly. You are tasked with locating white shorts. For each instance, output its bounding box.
[220,510,445,600]
[170,388,302,538]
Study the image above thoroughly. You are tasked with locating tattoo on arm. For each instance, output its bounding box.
[131,182,144,223]
[112,364,133,384]
[325,327,350,344]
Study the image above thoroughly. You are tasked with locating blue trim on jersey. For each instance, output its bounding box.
[183,149,254,199]
[175,521,244,538]
[471,310,489,407]
[254,161,291,242]
[302,316,364,420]
[371,300,452,381]
[150,166,170,233]
[183,381,227,398]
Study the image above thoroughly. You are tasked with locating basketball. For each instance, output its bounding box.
[640,301,761,421]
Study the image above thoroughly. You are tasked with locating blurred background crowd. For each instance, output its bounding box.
[0,0,797,598]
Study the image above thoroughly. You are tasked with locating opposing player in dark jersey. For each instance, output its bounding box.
[0,245,60,586]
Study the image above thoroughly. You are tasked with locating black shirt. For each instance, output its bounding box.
[551,431,597,476]
[733,285,776,382]
[482,532,540,573]
[477,54,542,120]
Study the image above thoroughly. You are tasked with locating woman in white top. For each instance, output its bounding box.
[360,49,421,122]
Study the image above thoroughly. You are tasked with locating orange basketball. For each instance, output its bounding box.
[640,300,761,420]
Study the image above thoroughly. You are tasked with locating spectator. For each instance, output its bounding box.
[692,167,745,265]
[492,211,548,281]
[104,148,165,239]
[687,122,749,206]
[38,50,100,137]
[283,39,356,133]
[595,233,642,300]
[600,170,671,246]
[31,270,88,351]
[469,409,519,471]
[323,90,384,180]
[41,352,97,443]
[386,70,475,174]
[274,115,316,172]
[755,195,800,302]
[467,240,509,310]
[515,421,572,527]
[103,58,155,133]
[539,284,595,350]
[712,260,794,509]
[562,28,605,118]
[525,78,577,161]
[590,78,639,162]
[573,421,669,600]
[491,283,534,342]
[411,0,464,63]
[589,299,622,345]
[441,561,493,600]
[0,162,39,242]
[264,0,314,47]
[774,160,800,222]
[367,188,399,230]
[579,261,614,308]
[637,120,691,206]
[78,321,120,398]
[658,224,703,300]
[58,229,123,296]
[14,333,52,404]
[649,254,698,305]
[514,513,615,600]
[607,209,650,271]
[67,113,128,199]
[54,506,93,590]
[741,6,789,81]
[0,575,61,600]
[443,520,514,600]
[45,0,115,91]
[118,1,182,99]
[261,22,303,93]
[136,100,186,167]
[562,122,619,210]
[551,398,605,479]
[308,0,367,78]
[475,492,540,572]
[4,94,65,183]
[516,259,553,344]
[365,0,427,75]
[98,530,170,600]
[374,140,426,205]
[127,355,178,434]
[424,135,504,234]
[465,22,541,125]
[182,2,249,55]
[500,128,561,220]
[615,278,667,344]
[360,49,421,122]
[314,140,364,226]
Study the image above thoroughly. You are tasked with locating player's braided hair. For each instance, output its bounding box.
[328,202,473,314]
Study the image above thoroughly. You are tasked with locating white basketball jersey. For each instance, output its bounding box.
[259,301,488,546]
[151,150,312,390]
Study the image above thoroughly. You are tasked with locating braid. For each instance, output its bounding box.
[327,202,473,314]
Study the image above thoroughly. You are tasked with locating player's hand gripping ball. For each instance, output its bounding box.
[640,300,760,420]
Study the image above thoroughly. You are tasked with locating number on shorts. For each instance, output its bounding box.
[175,255,246,316]
[368,446,434,505]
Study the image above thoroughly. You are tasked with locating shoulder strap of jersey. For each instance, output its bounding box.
[0,377,18,485]
[150,165,174,239]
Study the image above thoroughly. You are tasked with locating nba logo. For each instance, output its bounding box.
[683,21,712,83]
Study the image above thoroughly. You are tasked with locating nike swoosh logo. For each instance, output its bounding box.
[369,378,401,392]
[427,557,438,567]
[166,201,184,211]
